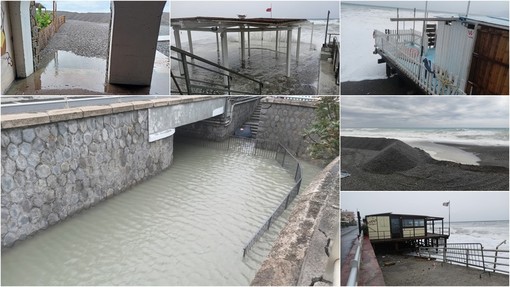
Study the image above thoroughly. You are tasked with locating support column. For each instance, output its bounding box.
[220,30,230,88]
[240,25,245,67]
[286,29,292,77]
[173,27,184,74]
[275,30,279,58]
[8,1,34,78]
[187,30,194,54]
[216,32,220,59]
[247,30,251,57]
[310,22,314,49]
[296,27,301,62]
[108,1,166,85]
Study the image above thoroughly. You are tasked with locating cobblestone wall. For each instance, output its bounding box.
[176,98,259,141]
[1,110,173,248]
[256,98,317,159]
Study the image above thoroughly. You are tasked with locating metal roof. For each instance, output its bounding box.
[171,17,309,29]
[461,15,509,29]
[366,212,444,220]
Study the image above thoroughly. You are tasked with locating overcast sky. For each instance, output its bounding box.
[342,192,509,222]
[39,1,170,13]
[171,1,339,19]
[341,97,509,128]
[343,1,509,18]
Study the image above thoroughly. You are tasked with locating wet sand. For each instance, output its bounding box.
[379,254,509,286]
[341,136,509,191]
[341,76,425,95]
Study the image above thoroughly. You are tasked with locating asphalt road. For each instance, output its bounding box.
[341,225,360,265]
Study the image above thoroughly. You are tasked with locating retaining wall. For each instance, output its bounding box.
[256,97,317,159]
[0,99,185,248]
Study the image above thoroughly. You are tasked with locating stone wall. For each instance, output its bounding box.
[1,109,173,248]
[251,157,340,286]
[256,97,317,159]
[176,97,259,141]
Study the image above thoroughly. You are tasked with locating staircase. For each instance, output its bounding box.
[243,102,262,138]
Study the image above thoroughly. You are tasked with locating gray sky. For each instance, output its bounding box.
[343,1,509,18]
[39,1,170,13]
[342,192,509,222]
[341,97,509,128]
[171,1,339,19]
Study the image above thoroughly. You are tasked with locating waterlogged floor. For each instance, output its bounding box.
[6,50,169,95]
[1,141,321,285]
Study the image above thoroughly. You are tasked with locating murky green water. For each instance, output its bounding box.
[1,140,321,285]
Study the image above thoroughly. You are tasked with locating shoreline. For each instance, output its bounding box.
[341,136,509,191]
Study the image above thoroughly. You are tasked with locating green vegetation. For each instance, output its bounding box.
[35,4,52,29]
[305,96,340,160]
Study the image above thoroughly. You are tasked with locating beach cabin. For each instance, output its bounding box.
[373,15,509,95]
[366,212,449,249]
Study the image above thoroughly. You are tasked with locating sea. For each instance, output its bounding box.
[445,220,509,273]
[341,128,510,147]
[171,19,339,94]
[341,3,454,82]
[341,127,509,165]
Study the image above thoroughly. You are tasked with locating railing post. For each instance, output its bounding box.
[466,249,469,267]
[294,163,299,181]
[180,53,192,95]
[282,152,286,167]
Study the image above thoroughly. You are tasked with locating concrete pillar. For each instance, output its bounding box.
[8,1,34,78]
[286,29,292,77]
[108,1,165,86]
[220,30,229,88]
[296,27,301,62]
[240,26,245,67]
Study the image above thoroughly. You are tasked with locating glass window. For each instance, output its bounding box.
[403,219,414,227]
[414,219,425,227]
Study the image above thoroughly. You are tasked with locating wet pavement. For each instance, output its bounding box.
[6,18,169,96]
[6,50,169,95]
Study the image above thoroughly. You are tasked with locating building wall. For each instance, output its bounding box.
[367,216,391,240]
[1,109,174,248]
[256,97,317,159]
[1,1,16,93]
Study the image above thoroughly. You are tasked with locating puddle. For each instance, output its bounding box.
[7,50,169,95]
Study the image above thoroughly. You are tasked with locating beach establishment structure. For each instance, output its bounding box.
[171,17,309,79]
[373,14,509,95]
[366,212,449,249]
[1,1,166,94]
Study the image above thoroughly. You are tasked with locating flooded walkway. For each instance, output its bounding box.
[1,140,321,285]
[6,19,169,95]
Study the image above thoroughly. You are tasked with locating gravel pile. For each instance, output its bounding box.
[362,141,431,174]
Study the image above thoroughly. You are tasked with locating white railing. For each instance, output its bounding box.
[346,230,364,286]
[374,29,466,95]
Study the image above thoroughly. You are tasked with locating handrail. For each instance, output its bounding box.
[346,230,364,286]
[419,243,509,274]
[242,142,302,257]
[171,46,263,95]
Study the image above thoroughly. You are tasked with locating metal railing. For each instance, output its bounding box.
[346,230,364,286]
[242,142,302,257]
[419,242,509,274]
[373,29,466,95]
[175,136,303,256]
[171,46,263,95]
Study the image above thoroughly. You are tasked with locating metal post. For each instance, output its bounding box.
[187,30,194,54]
[174,28,184,74]
[282,151,286,167]
[216,31,220,59]
[247,30,251,57]
[275,30,279,57]
[220,30,230,88]
[179,53,192,95]
[310,22,314,49]
[240,25,245,68]
[324,10,330,47]
[286,29,292,77]
[296,27,301,62]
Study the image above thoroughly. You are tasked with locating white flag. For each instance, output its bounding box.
[443,201,450,207]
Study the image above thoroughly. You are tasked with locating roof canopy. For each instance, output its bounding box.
[366,212,444,220]
[171,17,309,31]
